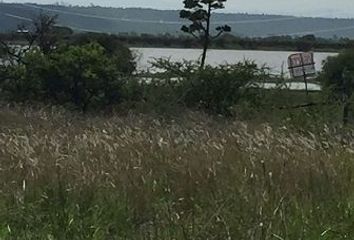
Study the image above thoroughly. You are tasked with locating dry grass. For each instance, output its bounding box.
[0,105,354,239]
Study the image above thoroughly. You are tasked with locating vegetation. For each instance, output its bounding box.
[149,59,268,116]
[0,15,351,122]
[28,13,59,54]
[1,43,133,112]
[1,106,354,239]
[180,0,231,68]
[320,49,354,124]
[71,33,354,52]
[2,31,353,52]
[2,10,354,239]
[0,14,136,112]
[69,33,136,75]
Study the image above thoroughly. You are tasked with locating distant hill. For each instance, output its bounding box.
[1,3,354,39]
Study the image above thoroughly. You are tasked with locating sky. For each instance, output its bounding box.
[2,0,354,18]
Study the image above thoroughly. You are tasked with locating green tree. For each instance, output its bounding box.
[1,43,126,112]
[47,43,124,111]
[180,0,231,69]
[320,49,354,124]
[70,33,136,74]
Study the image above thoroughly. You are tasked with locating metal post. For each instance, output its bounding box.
[342,69,352,125]
[300,54,309,96]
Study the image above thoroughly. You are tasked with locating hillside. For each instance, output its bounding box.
[1,2,354,38]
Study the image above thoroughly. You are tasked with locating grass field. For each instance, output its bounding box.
[0,105,354,239]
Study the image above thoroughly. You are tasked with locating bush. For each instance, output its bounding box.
[151,59,268,116]
[184,62,267,115]
[70,33,136,75]
[0,63,38,101]
[319,49,354,124]
[2,56,269,117]
[320,49,354,95]
[1,43,128,111]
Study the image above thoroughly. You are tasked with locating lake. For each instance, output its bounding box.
[132,48,337,76]
[0,47,338,91]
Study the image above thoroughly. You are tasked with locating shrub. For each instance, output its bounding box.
[0,63,39,101]
[1,43,127,111]
[320,49,354,95]
[151,59,268,116]
[184,62,267,115]
[70,33,136,75]
[319,49,354,124]
[49,43,126,111]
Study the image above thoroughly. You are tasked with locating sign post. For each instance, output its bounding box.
[288,52,316,95]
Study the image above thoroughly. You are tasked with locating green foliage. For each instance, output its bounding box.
[1,42,270,116]
[0,19,136,112]
[70,33,136,75]
[319,49,354,124]
[0,64,36,101]
[182,62,265,115]
[48,43,125,111]
[1,109,354,238]
[1,43,129,111]
[2,187,134,239]
[320,49,354,96]
[150,59,267,115]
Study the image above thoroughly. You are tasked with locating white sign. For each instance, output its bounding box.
[288,52,316,78]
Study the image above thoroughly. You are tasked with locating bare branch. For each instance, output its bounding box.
[190,31,201,40]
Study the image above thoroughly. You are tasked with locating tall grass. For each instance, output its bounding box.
[0,106,354,239]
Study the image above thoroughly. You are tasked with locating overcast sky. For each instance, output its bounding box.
[3,0,354,18]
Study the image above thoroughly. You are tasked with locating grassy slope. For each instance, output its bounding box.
[0,106,354,239]
[2,3,354,38]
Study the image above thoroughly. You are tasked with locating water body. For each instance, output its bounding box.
[132,48,337,76]
[0,48,337,91]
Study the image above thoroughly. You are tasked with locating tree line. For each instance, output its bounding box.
[1,31,353,54]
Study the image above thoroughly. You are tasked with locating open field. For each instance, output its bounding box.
[0,105,353,239]
[1,2,354,239]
